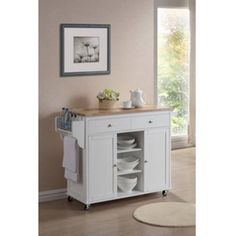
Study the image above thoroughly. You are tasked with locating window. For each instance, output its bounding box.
[158,8,190,137]
[155,0,195,148]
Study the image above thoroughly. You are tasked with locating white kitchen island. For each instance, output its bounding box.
[56,105,172,209]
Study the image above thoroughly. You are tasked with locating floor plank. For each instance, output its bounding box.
[39,147,195,236]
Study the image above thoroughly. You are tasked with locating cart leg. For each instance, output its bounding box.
[162,190,168,197]
[84,204,90,210]
[67,196,73,202]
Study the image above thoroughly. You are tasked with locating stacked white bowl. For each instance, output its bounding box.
[117,156,139,171]
[117,135,136,150]
[118,176,138,193]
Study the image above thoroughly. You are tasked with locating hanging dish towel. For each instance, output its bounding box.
[64,169,78,182]
[62,136,79,182]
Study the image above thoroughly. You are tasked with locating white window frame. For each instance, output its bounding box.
[154,0,195,149]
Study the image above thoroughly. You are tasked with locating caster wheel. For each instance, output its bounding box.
[67,196,73,202]
[162,190,168,197]
[84,204,90,210]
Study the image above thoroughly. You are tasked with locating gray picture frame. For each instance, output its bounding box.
[60,24,111,76]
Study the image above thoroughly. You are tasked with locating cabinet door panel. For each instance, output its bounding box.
[145,128,168,191]
[89,135,114,201]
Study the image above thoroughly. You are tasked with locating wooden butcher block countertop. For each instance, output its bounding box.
[72,105,172,117]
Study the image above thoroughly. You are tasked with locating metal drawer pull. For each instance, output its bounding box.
[108,124,112,127]
[113,164,117,167]
[144,160,148,163]
[148,120,153,124]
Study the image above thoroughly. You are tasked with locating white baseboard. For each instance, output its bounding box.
[39,188,67,203]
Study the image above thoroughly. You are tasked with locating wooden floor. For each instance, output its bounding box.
[39,147,195,236]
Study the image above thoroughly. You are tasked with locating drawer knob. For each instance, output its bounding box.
[113,164,117,167]
[148,120,153,124]
[108,124,112,127]
[144,160,148,163]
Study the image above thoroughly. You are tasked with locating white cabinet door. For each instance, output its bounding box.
[89,134,114,201]
[145,128,170,191]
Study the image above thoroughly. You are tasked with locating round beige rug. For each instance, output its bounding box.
[133,202,195,227]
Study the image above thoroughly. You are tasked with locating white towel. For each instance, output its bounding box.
[64,169,78,182]
[62,136,79,182]
[63,136,78,172]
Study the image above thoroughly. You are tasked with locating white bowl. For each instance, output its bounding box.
[117,143,137,150]
[118,176,138,193]
[117,135,135,145]
[117,156,139,171]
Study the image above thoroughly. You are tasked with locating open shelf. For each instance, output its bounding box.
[117,147,142,154]
[116,190,144,198]
[116,131,145,195]
[117,169,142,176]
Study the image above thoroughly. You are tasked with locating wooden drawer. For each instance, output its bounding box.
[131,113,169,129]
[88,117,131,134]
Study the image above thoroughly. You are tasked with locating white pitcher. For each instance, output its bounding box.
[130,89,146,108]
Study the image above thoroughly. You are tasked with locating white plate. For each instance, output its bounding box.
[117,135,135,145]
[118,143,137,150]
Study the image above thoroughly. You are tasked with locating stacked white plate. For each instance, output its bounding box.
[117,135,137,150]
[117,156,139,171]
[118,176,138,193]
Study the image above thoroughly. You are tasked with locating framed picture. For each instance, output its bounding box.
[60,24,111,76]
